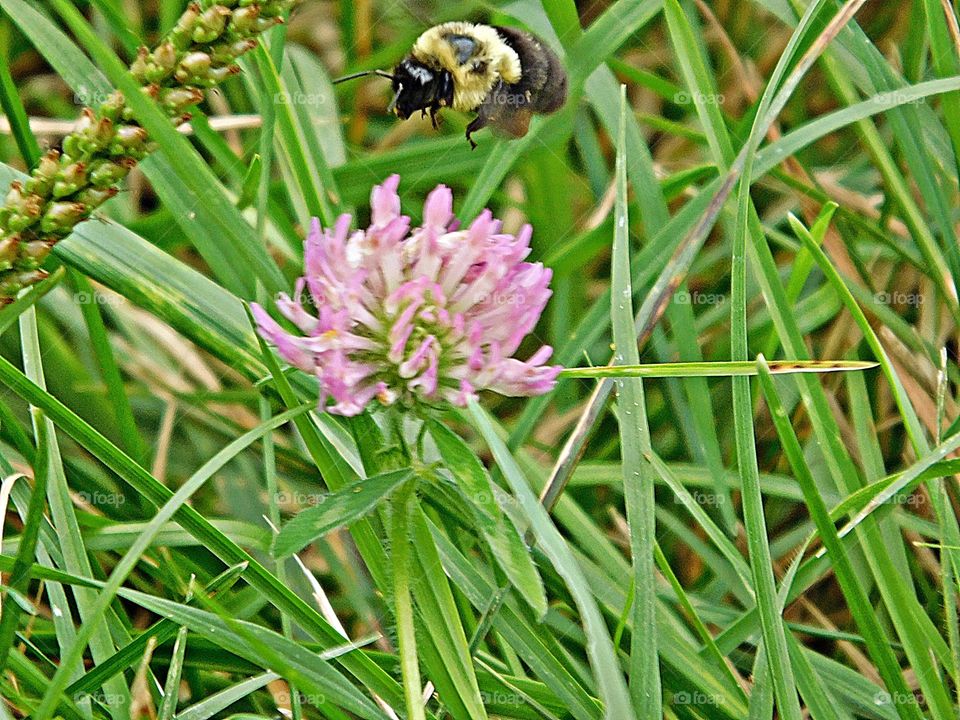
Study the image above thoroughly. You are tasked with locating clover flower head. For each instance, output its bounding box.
[253,175,560,416]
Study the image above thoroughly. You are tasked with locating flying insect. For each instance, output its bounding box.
[335,22,567,148]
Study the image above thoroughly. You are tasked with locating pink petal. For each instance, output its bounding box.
[423,184,453,229]
[371,174,402,227]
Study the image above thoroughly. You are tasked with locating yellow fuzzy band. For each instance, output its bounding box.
[412,22,521,112]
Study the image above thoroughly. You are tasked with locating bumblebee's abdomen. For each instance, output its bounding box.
[493,26,567,113]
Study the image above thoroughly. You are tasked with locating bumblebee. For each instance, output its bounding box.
[336,22,567,147]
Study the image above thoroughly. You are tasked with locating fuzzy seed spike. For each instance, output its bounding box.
[0,0,301,303]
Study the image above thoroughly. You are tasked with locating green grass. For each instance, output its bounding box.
[0,0,959,718]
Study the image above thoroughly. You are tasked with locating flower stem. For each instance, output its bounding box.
[390,481,425,720]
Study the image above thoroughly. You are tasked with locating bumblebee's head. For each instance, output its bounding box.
[410,22,521,112]
[389,58,452,120]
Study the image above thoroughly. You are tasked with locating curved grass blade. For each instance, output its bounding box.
[20,305,133,719]
[428,419,548,618]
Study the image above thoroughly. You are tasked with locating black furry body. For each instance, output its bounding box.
[390,25,567,147]
[464,26,567,144]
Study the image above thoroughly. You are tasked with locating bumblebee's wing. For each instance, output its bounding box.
[467,81,533,141]
[488,107,533,138]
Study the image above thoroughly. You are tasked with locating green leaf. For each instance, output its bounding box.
[272,469,413,558]
[427,420,548,618]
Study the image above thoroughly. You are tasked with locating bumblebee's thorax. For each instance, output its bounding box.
[410,22,521,112]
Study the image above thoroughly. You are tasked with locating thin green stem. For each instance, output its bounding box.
[391,481,425,720]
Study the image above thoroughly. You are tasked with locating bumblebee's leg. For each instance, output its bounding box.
[465,115,486,149]
[429,106,440,129]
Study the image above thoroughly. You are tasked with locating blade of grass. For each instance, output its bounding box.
[428,420,548,618]
[69,272,148,468]
[391,481,426,720]
[65,563,249,698]
[245,43,339,226]
[793,217,960,662]
[157,599,190,720]
[652,542,749,703]
[409,505,489,719]
[173,672,279,720]
[0,445,47,676]
[724,8,874,718]
[610,84,660,715]
[259,397,303,720]
[133,589,387,719]
[0,19,40,164]
[560,359,877,378]
[427,518,603,720]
